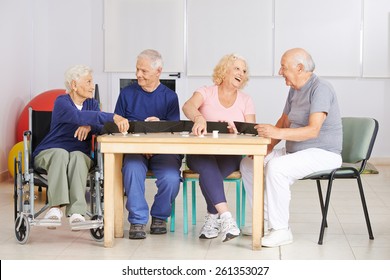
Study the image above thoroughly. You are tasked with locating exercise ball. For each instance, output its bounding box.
[16,89,66,142]
[8,141,25,178]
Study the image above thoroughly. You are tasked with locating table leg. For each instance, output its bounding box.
[104,153,115,248]
[252,155,264,250]
[113,154,124,238]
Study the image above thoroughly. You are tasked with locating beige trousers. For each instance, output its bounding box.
[34,148,93,216]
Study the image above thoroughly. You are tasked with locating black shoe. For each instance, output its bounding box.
[150,217,167,234]
[129,224,146,239]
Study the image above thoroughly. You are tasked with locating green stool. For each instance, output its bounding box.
[181,170,246,234]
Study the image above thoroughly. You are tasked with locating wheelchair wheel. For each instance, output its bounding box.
[90,215,104,242]
[14,155,23,221]
[14,157,19,221]
[15,215,30,244]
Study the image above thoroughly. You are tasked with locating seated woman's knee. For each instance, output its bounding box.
[51,148,70,163]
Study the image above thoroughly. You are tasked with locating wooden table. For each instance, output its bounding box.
[97,132,270,250]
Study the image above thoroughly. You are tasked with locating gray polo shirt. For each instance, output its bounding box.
[283,74,342,154]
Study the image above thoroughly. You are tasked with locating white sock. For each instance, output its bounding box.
[208,213,219,219]
[220,211,232,220]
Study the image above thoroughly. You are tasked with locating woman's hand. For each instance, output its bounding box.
[74,126,92,141]
[192,115,207,136]
[226,122,237,134]
[113,114,130,133]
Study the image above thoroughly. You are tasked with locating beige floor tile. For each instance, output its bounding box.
[2,164,390,261]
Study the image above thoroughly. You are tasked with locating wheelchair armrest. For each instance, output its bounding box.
[23,130,32,137]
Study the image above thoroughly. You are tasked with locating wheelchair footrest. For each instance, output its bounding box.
[35,219,62,227]
[71,220,103,231]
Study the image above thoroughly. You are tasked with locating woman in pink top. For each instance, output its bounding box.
[182,54,256,242]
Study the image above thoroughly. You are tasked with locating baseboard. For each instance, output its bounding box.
[369,157,390,166]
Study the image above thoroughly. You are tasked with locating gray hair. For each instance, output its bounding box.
[64,65,92,92]
[294,50,315,72]
[137,49,163,69]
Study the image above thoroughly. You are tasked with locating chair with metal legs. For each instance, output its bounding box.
[301,117,379,245]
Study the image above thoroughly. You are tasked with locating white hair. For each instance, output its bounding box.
[64,65,93,92]
[137,49,163,69]
[294,51,315,72]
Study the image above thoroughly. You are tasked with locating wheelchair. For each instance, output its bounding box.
[13,107,105,244]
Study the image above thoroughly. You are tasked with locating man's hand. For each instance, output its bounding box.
[142,117,161,157]
[255,124,279,139]
[145,116,160,122]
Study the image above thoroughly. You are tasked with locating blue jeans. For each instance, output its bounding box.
[122,154,182,224]
[186,155,242,214]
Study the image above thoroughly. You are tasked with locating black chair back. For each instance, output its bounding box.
[29,108,52,153]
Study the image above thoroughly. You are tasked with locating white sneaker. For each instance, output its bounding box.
[44,207,63,220]
[242,221,270,236]
[220,216,240,242]
[43,208,63,229]
[242,226,252,236]
[69,213,85,225]
[199,213,220,239]
[261,228,293,247]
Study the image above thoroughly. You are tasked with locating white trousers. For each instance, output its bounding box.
[240,148,342,230]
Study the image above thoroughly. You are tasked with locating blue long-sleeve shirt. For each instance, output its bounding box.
[114,83,180,121]
[33,94,115,158]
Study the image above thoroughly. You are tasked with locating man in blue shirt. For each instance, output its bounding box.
[114,49,182,239]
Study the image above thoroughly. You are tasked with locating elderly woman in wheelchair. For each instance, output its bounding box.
[35,64,129,224]
[14,65,128,243]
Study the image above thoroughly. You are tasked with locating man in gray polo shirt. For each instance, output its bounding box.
[240,48,342,247]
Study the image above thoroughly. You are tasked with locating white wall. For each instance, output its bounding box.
[0,0,33,180]
[1,0,389,179]
[31,0,111,116]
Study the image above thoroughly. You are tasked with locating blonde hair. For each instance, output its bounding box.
[212,54,249,89]
[64,65,92,92]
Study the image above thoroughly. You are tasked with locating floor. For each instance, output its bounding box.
[1,164,390,262]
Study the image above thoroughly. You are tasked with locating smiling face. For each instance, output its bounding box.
[136,57,161,92]
[279,51,303,89]
[213,54,249,89]
[225,59,248,89]
[278,48,314,90]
